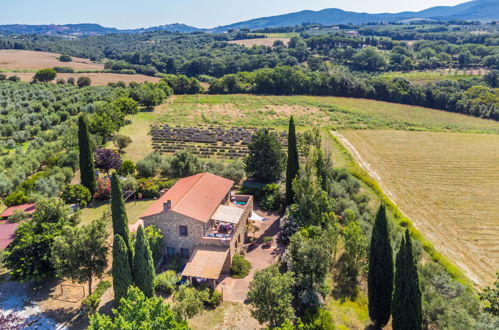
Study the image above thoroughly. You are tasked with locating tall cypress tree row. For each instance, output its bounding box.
[368,205,394,329]
[112,234,132,305]
[133,225,155,297]
[78,115,96,195]
[111,173,132,265]
[285,116,299,205]
[392,230,422,330]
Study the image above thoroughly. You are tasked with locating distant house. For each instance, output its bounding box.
[0,203,36,220]
[0,203,36,250]
[139,172,253,287]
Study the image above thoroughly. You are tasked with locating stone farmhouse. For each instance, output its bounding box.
[139,172,253,287]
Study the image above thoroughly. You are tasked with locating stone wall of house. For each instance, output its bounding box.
[142,194,253,265]
[142,211,214,258]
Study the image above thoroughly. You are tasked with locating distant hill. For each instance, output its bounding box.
[0,23,200,36]
[214,0,498,31]
[0,0,496,36]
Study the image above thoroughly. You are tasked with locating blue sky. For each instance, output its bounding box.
[2,0,466,29]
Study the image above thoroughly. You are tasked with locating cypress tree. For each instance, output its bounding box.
[133,225,155,297]
[78,115,96,195]
[392,230,422,330]
[368,205,393,329]
[111,173,132,264]
[285,116,299,205]
[112,234,132,305]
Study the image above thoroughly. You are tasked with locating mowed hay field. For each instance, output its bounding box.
[228,37,290,47]
[13,72,160,86]
[0,49,104,70]
[338,130,499,286]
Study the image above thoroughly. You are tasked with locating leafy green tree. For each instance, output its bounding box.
[3,198,75,281]
[283,163,332,238]
[112,97,139,116]
[112,234,133,305]
[77,76,92,87]
[113,134,133,153]
[144,225,164,265]
[170,149,201,177]
[247,265,295,328]
[368,205,394,329]
[34,68,57,82]
[61,184,92,207]
[480,272,499,316]
[343,219,368,281]
[51,218,108,295]
[285,116,299,205]
[88,286,188,330]
[245,129,285,183]
[133,226,155,297]
[78,115,96,195]
[392,230,422,330]
[287,226,338,310]
[88,101,125,139]
[352,47,388,71]
[111,173,132,264]
[117,160,136,176]
[173,285,205,321]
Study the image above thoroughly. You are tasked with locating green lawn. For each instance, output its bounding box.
[79,199,155,229]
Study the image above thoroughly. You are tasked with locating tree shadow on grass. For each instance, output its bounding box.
[331,253,359,303]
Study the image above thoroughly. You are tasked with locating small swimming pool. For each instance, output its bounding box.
[235,201,246,205]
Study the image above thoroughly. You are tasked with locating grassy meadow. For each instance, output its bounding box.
[338,130,499,286]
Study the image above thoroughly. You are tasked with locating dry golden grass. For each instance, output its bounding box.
[338,130,499,286]
[13,72,160,86]
[0,49,104,70]
[228,37,290,47]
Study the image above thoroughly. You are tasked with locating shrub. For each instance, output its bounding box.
[8,210,29,223]
[136,153,162,178]
[8,75,20,82]
[201,288,223,308]
[93,178,111,200]
[136,178,160,198]
[53,66,74,73]
[263,236,273,245]
[56,78,66,85]
[260,183,284,211]
[145,225,164,265]
[0,73,6,81]
[61,184,92,207]
[154,270,179,295]
[112,134,132,152]
[82,280,111,315]
[67,77,75,85]
[58,54,73,62]
[230,254,251,279]
[117,160,136,176]
[3,190,28,207]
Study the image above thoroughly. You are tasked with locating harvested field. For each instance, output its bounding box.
[228,37,290,47]
[13,72,160,86]
[0,49,104,70]
[337,130,499,286]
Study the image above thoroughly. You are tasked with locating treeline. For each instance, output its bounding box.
[1,25,498,78]
[208,66,499,120]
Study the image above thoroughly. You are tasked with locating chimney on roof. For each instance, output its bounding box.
[163,200,172,212]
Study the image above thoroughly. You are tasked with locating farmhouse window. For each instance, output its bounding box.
[167,247,175,257]
[179,226,188,236]
[181,248,189,258]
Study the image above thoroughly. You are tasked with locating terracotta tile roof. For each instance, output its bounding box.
[140,173,234,223]
[0,204,36,219]
[0,221,19,250]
